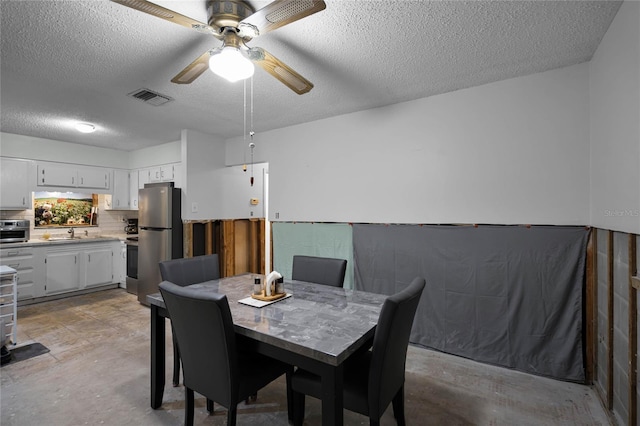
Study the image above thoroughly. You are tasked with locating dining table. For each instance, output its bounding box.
[146,273,387,426]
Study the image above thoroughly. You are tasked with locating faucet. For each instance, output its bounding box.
[68,227,75,239]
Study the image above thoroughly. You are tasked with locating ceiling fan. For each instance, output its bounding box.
[112,0,326,94]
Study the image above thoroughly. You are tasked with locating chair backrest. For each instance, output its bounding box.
[368,277,425,419]
[159,281,238,407]
[291,255,347,287]
[159,254,220,287]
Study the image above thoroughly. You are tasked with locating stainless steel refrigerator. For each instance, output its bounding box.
[137,182,182,305]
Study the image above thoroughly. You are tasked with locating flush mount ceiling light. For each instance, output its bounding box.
[75,122,96,133]
[209,46,254,82]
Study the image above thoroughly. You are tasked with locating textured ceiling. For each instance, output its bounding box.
[0,0,622,151]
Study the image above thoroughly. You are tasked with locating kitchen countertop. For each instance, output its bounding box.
[0,236,123,248]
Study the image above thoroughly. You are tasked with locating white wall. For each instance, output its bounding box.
[589,0,640,235]
[0,132,128,167]
[128,140,181,169]
[226,63,590,225]
[181,129,266,221]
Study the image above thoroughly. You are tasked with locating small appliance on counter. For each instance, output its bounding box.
[124,218,138,235]
[0,220,30,243]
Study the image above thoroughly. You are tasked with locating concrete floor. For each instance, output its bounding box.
[1,288,612,426]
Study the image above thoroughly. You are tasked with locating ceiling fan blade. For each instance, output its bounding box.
[239,0,326,37]
[112,0,212,33]
[171,50,212,84]
[248,47,313,95]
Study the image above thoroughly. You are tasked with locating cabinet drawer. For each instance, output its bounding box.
[0,248,34,268]
[15,269,34,287]
[0,282,14,296]
[1,256,35,271]
[0,303,14,317]
[1,319,13,341]
[0,293,14,305]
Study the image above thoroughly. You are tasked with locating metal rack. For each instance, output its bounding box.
[0,265,17,345]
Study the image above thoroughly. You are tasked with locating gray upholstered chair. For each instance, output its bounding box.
[159,254,220,387]
[291,255,347,287]
[159,281,292,426]
[291,277,426,426]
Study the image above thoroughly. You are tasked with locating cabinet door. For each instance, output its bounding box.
[138,168,151,189]
[0,158,31,209]
[159,164,174,181]
[170,163,182,188]
[38,164,77,187]
[84,248,113,287]
[77,166,110,189]
[110,169,130,210]
[129,171,139,210]
[45,251,80,294]
[114,242,126,284]
[148,166,162,183]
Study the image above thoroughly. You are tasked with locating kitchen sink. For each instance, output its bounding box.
[45,236,110,241]
[46,237,84,241]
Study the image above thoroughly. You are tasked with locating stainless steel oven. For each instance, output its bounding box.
[125,237,138,295]
[0,220,30,243]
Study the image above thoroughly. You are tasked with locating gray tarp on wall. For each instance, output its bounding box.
[353,224,589,382]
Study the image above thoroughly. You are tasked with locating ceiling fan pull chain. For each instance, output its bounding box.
[249,75,255,187]
[243,79,247,172]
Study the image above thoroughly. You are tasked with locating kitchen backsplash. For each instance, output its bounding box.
[0,194,138,239]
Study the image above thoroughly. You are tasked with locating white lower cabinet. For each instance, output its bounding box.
[42,241,119,297]
[45,250,80,295]
[83,247,113,288]
[0,246,40,301]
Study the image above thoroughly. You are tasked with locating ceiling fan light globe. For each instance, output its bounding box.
[75,122,96,133]
[209,47,254,82]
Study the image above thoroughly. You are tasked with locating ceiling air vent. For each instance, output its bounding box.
[127,88,173,106]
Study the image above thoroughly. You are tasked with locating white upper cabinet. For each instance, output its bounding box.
[77,166,110,189]
[0,158,32,210]
[37,162,110,190]
[138,163,181,188]
[129,171,139,210]
[107,169,130,210]
[138,168,151,189]
[37,163,75,187]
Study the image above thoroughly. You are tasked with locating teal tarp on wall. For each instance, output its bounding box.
[272,222,354,289]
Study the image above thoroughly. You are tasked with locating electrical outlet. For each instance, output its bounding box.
[191,202,198,213]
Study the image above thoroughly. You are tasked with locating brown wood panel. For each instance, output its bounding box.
[234,220,250,273]
[205,221,214,255]
[629,234,637,426]
[607,230,614,410]
[221,220,236,277]
[248,219,259,273]
[183,222,193,258]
